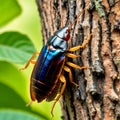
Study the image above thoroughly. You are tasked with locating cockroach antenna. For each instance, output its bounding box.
[68,2,90,31]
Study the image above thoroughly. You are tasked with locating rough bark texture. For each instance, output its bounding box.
[36,0,120,120]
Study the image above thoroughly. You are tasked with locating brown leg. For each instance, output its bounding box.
[51,74,66,116]
[64,66,78,87]
[20,51,39,70]
[68,34,92,52]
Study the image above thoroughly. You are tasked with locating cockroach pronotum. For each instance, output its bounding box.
[21,3,92,116]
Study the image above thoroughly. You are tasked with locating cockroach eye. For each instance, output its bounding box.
[63,29,70,41]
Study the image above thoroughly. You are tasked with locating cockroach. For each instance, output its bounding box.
[21,3,92,116]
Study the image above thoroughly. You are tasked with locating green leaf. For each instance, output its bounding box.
[0,32,36,64]
[0,0,22,26]
[0,110,44,120]
[0,61,49,120]
[0,83,30,110]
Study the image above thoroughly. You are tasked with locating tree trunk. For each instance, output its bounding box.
[36,0,120,120]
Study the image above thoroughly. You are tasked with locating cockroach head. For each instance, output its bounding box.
[55,26,70,41]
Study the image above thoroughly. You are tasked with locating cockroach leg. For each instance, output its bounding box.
[26,100,32,107]
[20,51,39,70]
[68,34,92,52]
[66,62,88,70]
[64,66,78,87]
[51,74,66,116]
[66,53,80,58]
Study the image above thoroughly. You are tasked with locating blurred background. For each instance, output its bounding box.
[0,0,62,119]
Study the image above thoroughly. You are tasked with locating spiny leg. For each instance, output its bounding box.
[68,34,92,52]
[51,74,66,116]
[64,66,78,87]
[20,51,39,70]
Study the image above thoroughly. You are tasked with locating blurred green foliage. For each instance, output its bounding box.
[0,32,36,63]
[0,110,43,120]
[0,0,21,26]
[0,0,62,120]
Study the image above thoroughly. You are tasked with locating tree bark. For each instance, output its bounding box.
[36,0,120,120]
